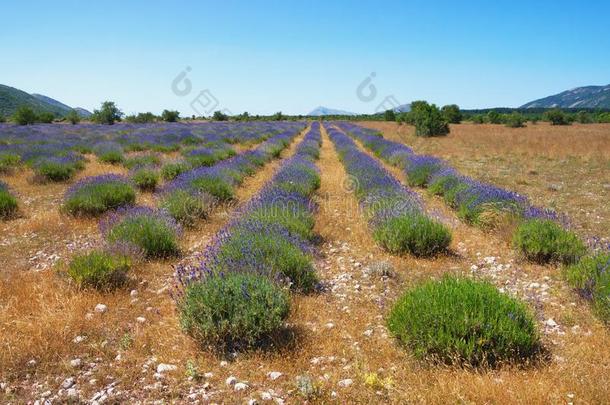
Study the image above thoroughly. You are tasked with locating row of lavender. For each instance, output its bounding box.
[174,123,322,349]
[57,125,305,294]
[0,122,303,184]
[337,122,609,324]
[326,125,451,257]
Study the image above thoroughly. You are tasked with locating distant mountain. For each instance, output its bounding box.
[521,84,610,109]
[73,107,92,118]
[31,93,91,117]
[0,84,91,118]
[393,103,411,113]
[308,106,357,116]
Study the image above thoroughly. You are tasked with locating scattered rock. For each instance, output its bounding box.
[62,377,75,389]
[234,382,249,391]
[267,371,283,380]
[70,359,82,368]
[73,335,86,344]
[260,391,273,401]
[226,376,237,386]
[130,289,138,297]
[136,316,146,324]
[338,378,353,387]
[156,364,177,374]
[94,304,108,313]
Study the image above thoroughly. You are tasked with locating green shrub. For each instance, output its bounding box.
[66,109,81,124]
[38,112,55,123]
[104,212,180,258]
[0,153,21,173]
[513,219,585,264]
[132,168,159,191]
[33,161,77,182]
[564,252,610,323]
[247,206,315,240]
[161,109,180,122]
[13,106,38,125]
[387,276,542,366]
[161,162,190,180]
[123,155,160,169]
[67,250,131,289]
[215,229,317,292]
[505,112,526,128]
[373,214,451,256]
[190,176,234,200]
[487,110,502,124]
[179,273,290,350]
[90,101,123,125]
[98,150,124,164]
[0,190,18,218]
[159,190,212,227]
[544,109,571,126]
[64,177,136,216]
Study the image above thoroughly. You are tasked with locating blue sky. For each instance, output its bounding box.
[2,0,609,115]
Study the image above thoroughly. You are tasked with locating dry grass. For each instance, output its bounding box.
[361,121,610,239]
[0,124,609,403]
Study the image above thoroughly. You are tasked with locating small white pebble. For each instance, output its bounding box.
[234,382,248,391]
[70,359,82,368]
[267,371,283,380]
[338,378,353,387]
[226,376,237,386]
[136,317,146,324]
[94,304,107,313]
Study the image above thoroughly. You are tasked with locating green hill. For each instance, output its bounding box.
[0,84,91,118]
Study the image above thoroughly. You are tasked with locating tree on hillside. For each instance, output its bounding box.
[411,100,449,137]
[66,109,81,124]
[441,104,462,124]
[91,101,123,125]
[543,109,571,125]
[272,111,284,121]
[161,109,180,122]
[13,106,38,125]
[384,109,396,121]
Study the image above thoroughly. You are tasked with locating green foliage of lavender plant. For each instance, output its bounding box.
[179,272,290,350]
[161,162,190,180]
[387,276,542,366]
[0,189,18,218]
[513,219,585,264]
[104,215,180,258]
[67,249,131,290]
[159,190,211,227]
[564,252,610,324]
[132,168,159,191]
[373,213,451,256]
[64,177,136,216]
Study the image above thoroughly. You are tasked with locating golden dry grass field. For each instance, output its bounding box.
[0,122,609,404]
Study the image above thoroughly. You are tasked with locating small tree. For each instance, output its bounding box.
[487,110,502,124]
[66,109,81,124]
[471,114,485,124]
[91,101,123,125]
[544,109,571,125]
[411,101,449,137]
[212,110,229,121]
[13,106,38,125]
[505,112,526,128]
[0,114,6,123]
[38,111,55,123]
[576,110,592,124]
[384,109,396,121]
[161,109,180,122]
[441,104,462,124]
[272,111,284,121]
